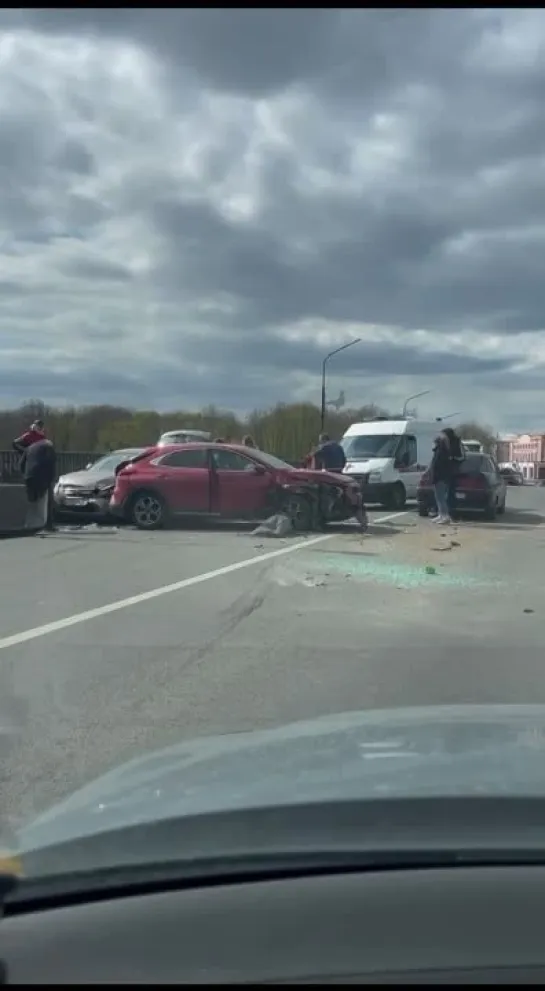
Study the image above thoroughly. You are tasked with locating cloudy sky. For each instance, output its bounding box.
[1,9,544,431]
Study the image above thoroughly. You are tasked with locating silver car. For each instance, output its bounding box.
[54,448,146,518]
[157,429,211,446]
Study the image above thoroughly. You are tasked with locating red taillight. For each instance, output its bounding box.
[460,473,487,490]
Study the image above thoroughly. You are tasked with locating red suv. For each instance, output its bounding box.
[110,443,363,531]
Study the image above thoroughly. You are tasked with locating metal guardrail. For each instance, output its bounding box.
[0,450,98,484]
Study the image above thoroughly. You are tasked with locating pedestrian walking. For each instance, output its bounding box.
[430,433,454,524]
[19,438,57,533]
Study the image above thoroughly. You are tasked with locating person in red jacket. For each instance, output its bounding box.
[12,419,46,454]
[12,421,56,532]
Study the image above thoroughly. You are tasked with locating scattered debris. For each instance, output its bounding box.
[53,523,119,535]
[523,608,535,614]
[424,565,437,575]
[250,513,293,538]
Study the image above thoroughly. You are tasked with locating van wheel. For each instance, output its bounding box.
[387,483,406,511]
[128,490,167,530]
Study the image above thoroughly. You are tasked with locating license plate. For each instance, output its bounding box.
[456,492,467,500]
[64,498,88,507]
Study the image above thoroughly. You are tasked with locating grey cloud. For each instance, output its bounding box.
[1,10,545,428]
[60,257,133,283]
[179,329,515,379]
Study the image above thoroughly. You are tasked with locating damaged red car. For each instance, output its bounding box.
[109,443,363,531]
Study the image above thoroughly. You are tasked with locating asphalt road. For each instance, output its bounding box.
[2,486,545,829]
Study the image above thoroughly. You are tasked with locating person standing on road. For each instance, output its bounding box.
[430,433,454,524]
[311,432,368,532]
[19,437,57,533]
[12,418,46,454]
[242,434,256,448]
[442,427,464,521]
[312,433,347,473]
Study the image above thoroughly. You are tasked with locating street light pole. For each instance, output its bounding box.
[320,338,361,431]
[402,390,431,418]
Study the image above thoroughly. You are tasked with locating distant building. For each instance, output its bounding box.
[497,433,545,480]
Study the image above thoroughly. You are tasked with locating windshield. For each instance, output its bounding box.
[2,8,544,895]
[88,452,142,473]
[341,434,400,459]
[251,450,296,471]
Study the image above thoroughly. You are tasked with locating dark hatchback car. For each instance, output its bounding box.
[418,452,507,520]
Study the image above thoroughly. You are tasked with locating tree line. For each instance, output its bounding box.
[0,399,498,462]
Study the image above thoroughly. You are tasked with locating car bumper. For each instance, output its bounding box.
[54,494,112,516]
[417,489,492,512]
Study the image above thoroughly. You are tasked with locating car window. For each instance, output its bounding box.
[396,435,417,466]
[159,448,208,468]
[212,449,257,472]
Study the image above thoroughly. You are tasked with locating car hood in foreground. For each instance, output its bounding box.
[17,705,545,857]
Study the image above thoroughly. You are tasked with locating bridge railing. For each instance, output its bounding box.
[0,450,99,484]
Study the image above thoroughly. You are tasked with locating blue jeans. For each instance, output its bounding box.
[434,480,450,518]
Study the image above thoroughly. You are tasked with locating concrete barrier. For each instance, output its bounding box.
[0,484,31,537]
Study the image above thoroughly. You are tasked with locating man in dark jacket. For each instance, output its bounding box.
[312,433,347,473]
[20,438,57,532]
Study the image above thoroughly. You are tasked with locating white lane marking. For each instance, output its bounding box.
[0,511,408,651]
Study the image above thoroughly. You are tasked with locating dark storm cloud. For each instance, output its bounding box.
[1,9,545,426]
[179,330,514,379]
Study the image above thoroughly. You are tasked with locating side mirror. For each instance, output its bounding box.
[253,463,266,475]
[85,462,92,470]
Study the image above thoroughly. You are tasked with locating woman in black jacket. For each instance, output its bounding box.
[430,433,454,523]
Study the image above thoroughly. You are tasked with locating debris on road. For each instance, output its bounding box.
[424,565,437,575]
[251,513,293,538]
[51,523,120,535]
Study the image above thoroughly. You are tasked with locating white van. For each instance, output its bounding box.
[157,429,212,447]
[462,439,482,454]
[341,417,439,510]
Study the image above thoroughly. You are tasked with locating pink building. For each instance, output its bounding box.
[498,433,545,480]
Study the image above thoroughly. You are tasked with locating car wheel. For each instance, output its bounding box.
[128,490,167,530]
[283,493,313,532]
[484,498,497,521]
[388,483,406,511]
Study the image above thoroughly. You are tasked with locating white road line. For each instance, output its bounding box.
[0,511,408,651]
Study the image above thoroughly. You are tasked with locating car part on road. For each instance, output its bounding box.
[128,490,168,530]
[282,493,313,532]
